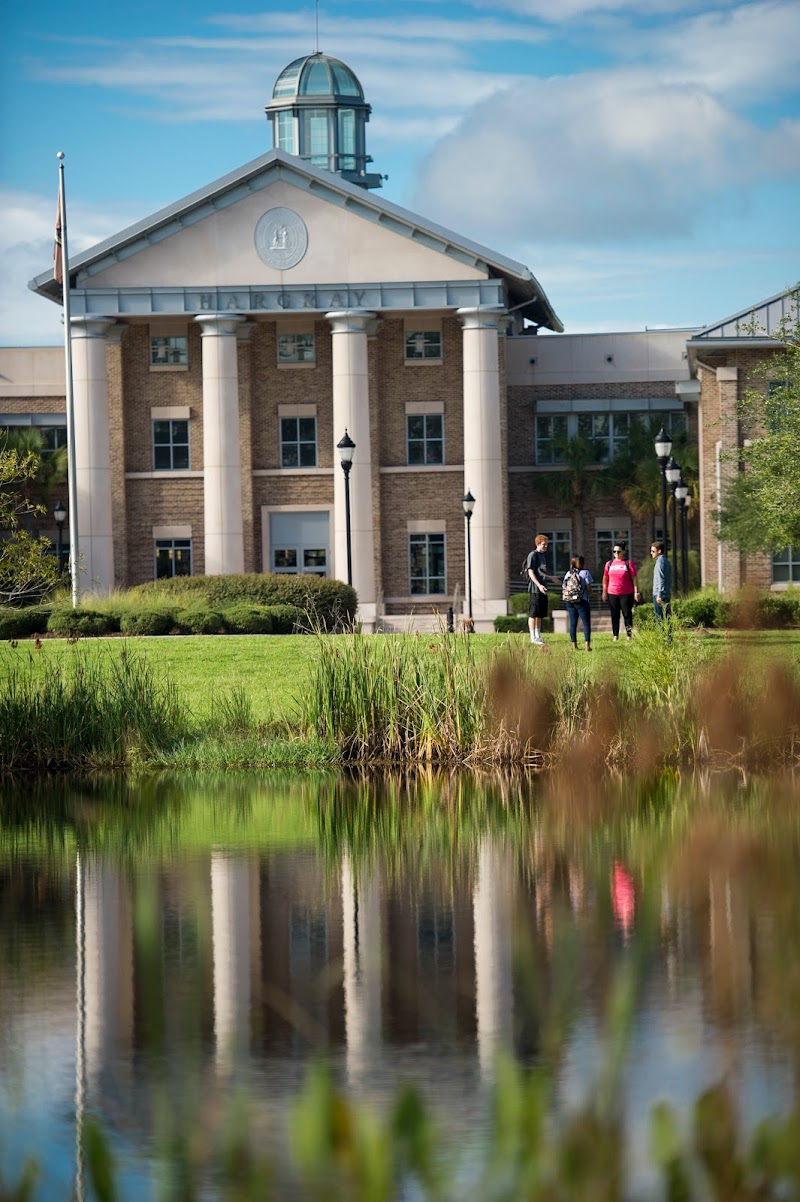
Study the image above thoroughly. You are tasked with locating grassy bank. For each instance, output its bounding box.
[1,629,799,773]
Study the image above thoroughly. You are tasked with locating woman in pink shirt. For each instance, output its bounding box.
[601,540,640,641]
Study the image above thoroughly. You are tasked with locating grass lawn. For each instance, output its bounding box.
[1,628,799,729]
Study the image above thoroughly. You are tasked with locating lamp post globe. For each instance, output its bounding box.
[53,499,67,575]
[336,430,356,588]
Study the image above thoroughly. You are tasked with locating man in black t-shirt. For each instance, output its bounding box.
[526,533,558,645]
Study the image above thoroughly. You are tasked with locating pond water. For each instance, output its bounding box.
[1,771,798,1198]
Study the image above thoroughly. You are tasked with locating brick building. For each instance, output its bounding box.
[3,52,796,624]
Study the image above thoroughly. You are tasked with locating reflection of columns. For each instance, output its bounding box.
[211,852,253,1065]
[342,852,382,1085]
[81,855,134,1091]
[327,310,377,614]
[70,317,116,593]
[195,314,246,576]
[458,307,507,618]
[473,838,514,1079]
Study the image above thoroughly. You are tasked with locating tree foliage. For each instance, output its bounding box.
[0,444,61,605]
[717,290,800,554]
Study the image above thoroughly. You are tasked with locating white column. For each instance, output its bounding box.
[473,837,514,1080]
[195,314,246,576]
[327,310,377,617]
[70,317,116,593]
[458,306,507,620]
[342,852,382,1086]
[81,856,133,1091]
[211,852,253,1067]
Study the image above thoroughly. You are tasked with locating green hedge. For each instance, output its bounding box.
[494,615,528,633]
[174,608,226,635]
[128,573,355,631]
[223,604,274,635]
[48,608,119,637]
[0,606,53,640]
[672,586,800,629]
[509,592,530,616]
[119,608,174,637]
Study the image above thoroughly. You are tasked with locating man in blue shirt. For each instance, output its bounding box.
[650,540,672,622]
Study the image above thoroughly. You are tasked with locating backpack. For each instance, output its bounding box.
[520,553,532,580]
[561,569,583,604]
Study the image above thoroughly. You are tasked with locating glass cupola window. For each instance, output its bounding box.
[266,53,382,189]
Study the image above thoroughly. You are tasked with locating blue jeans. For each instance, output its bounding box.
[567,599,591,645]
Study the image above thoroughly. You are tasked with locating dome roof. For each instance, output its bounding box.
[272,53,364,101]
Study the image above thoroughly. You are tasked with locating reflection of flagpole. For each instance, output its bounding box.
[56,152,80,608]
[74,850,86,1202]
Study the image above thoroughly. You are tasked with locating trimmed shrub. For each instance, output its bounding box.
[264,603,303,634]
[0,606,53,640]
[494,615,528,633]
[174,608,226,635]
[754,589,800,629]
[223,604,274,635]
[48,607,119,637]
[509,592,529,615]
[674,589,724,628]
[120,609,174,637]
[127,573,356,631]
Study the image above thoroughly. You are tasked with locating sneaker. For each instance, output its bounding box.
[612,636,619,642]
[531,635,544,645]
[586,644,592,652]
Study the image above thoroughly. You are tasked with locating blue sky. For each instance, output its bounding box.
[1,0,798,344]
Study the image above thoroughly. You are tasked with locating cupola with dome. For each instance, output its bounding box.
[265,52,382,190]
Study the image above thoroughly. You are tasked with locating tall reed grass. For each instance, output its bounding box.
[0,645,187,771]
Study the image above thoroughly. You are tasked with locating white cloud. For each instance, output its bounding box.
[412,70,800,243]
[465,0,732,19]
[0,190,143,346]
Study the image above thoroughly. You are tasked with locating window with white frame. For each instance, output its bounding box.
[280,416,317,468]
[407,413,444,465]
[596,529,631,572]
[535,415,568,465]
[40,426,67,455]
[153,419,189,470]
[277,109,295,153]
[154,538,191,579]
[405,329,442,362]
[409,532,446,595]
[538,530,572,577]
[278,332,316,364]
[150,335,188,367]
[772,546,800,585]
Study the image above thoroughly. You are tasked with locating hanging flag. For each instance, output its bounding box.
[54,190,63,284]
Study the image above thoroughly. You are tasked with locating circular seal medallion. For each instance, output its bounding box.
[254,207,308,270]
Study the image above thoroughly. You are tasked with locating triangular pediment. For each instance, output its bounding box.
[29,150,561,330]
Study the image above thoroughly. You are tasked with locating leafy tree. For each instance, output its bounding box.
[717,291,800,553]
[0,443,61,604]
[609,416,698,541]
[529,432,609,554]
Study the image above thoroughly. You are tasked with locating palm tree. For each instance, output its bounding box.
[530,432,611,554]
[608,418,698,540]
[0,426,67,490]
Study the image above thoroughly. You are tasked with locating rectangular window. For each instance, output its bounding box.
[153,419,189,470]
[596,529,630,572]
[269,511,329,577]
[772,546,800,584]
[578,412,611,462]
[539,530,572,577]
[40,426,67,455]
[535,415,568,465]
[277,110,295,153]
[273,547,327,575]
[409,532,446,595]
[303,109,329,167]
[154,538,191,579]
[405,330,442,361]
[338,109,356,170]
[280,416,317,468]
[150,335,188,367]
[278,332,316,364]
[407,413,444,465]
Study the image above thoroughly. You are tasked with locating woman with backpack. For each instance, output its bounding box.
[562,555,594,651]
[601,541,640,641]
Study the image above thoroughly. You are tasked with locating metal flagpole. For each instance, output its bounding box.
[56,152,80,608]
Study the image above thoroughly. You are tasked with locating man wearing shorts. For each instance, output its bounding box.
[526,533,557,645]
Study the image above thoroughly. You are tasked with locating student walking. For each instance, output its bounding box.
[651,540,672,623]
[525,533,559,645]
[601,541,640,641]
[562,555,593,651]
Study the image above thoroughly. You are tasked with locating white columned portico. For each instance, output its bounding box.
[70,317,116,593]
[458,306,507,622]
[327,310,376,618]
[195,314,246,576]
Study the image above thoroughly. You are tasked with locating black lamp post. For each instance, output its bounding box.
[665,456,681,591]
[336,430,355,587]
[675,477,690,595]
[462,490,475,631]
[54,500,67,575]
[654,427,672,546]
